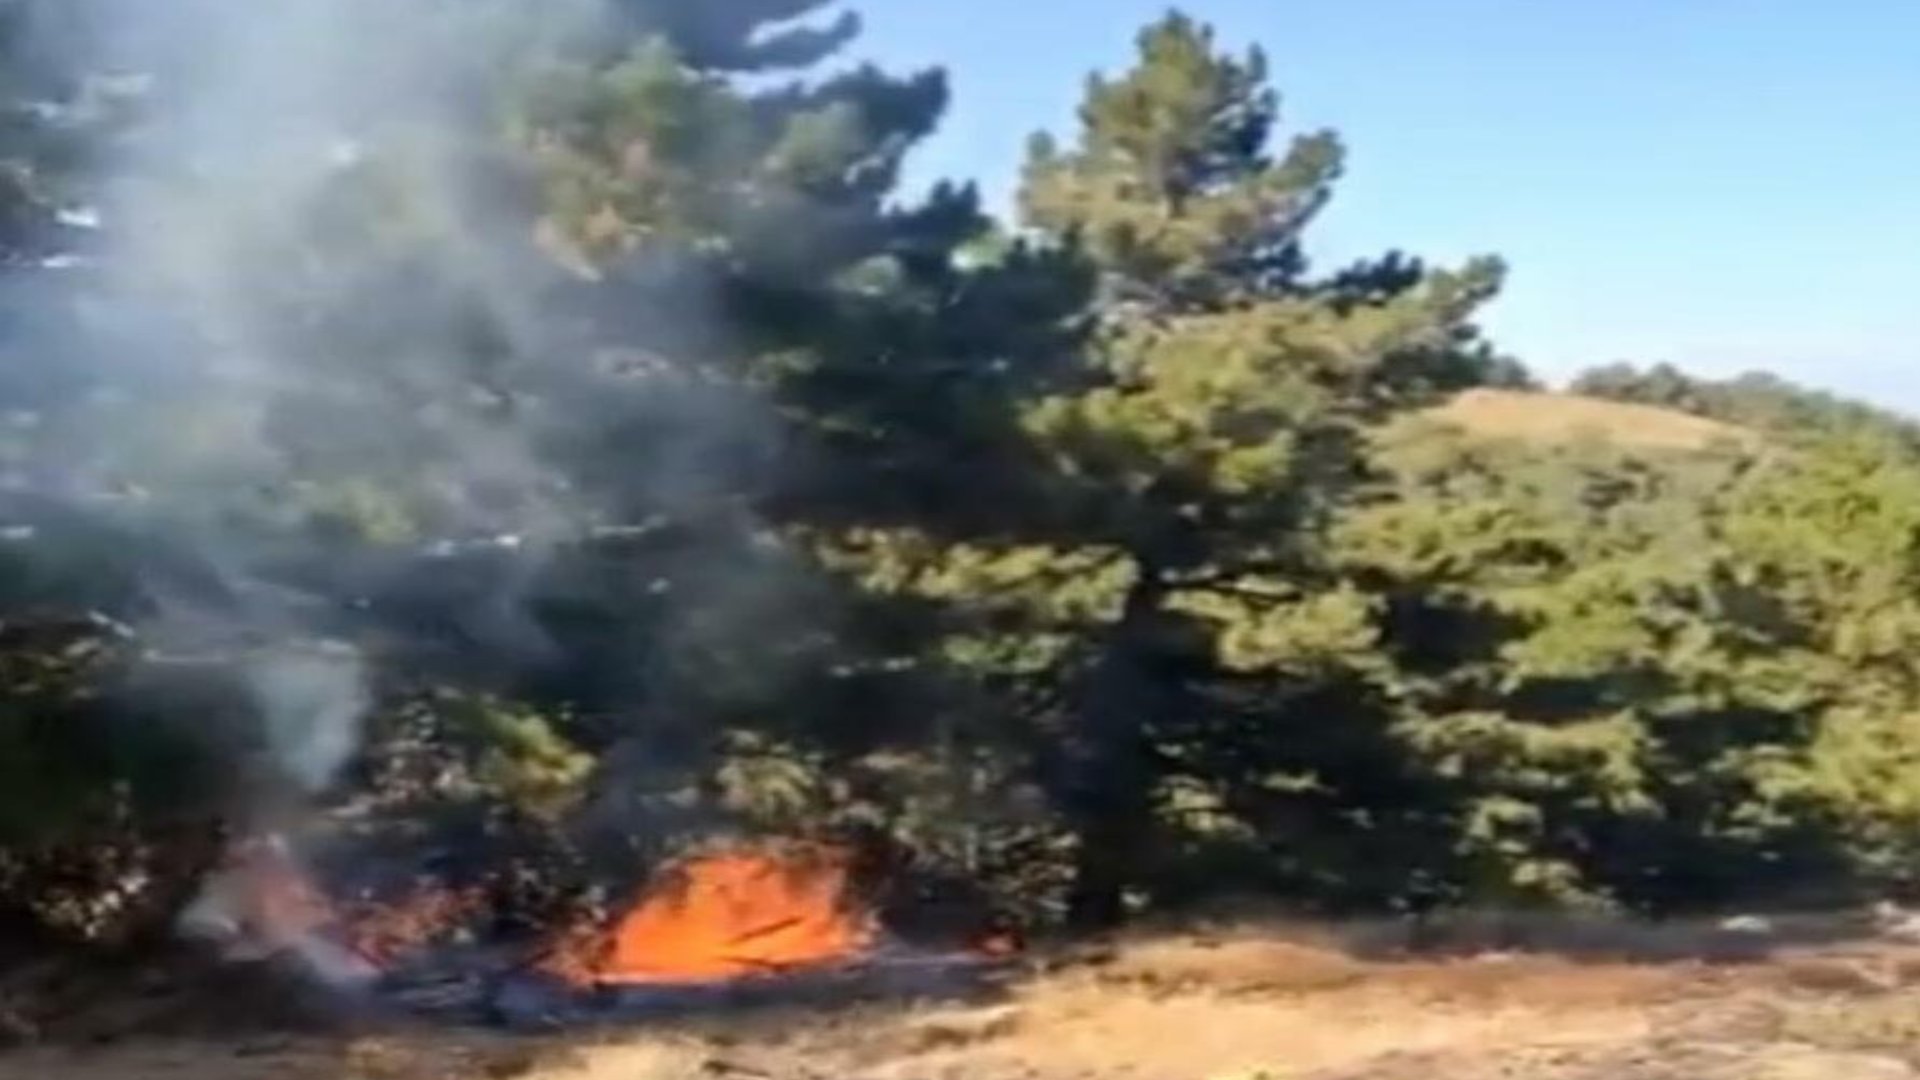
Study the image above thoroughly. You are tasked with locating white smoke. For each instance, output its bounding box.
[0,0,809,974]
[37,0,620,793]
[43,0,626,975]
[245,644,367,794]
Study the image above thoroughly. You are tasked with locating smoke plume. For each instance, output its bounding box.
[0,1,834,971]
[0,0,629,801]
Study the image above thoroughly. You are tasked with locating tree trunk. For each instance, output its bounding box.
[1061,568,1166,932]
[1064,800,1147,931]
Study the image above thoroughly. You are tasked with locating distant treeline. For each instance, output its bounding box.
[1573,362,1920,453]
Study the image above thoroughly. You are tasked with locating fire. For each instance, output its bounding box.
[180,834,1011,999]
[541,843,878,987]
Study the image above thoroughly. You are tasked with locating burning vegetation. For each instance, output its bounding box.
[536,843,878,988]
[152,830,993,1028]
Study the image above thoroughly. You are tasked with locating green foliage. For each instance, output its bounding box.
[6,1,1920,949]
[355,690,593,828]
[799,11,1510,927]
[1022,13,1341,307]
[1329,422,1920,909]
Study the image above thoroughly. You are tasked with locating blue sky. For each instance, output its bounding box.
[856,1,1920,408]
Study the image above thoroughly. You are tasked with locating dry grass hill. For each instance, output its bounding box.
[1420,388,1760,452]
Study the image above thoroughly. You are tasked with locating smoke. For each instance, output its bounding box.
[0,0,634,800]
[99,2,508,798]
[245,644,367,794]
[0,1,837,954]
[0,0,643,970]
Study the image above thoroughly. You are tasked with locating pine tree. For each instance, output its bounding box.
[0,0,1045,929]
[820,12,1504,926]
[597,0,863,74]
[416,0,1099,889]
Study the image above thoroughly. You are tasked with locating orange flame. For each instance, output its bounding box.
[541,843,878,987]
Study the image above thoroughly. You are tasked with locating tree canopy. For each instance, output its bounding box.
[0,2,1916,946]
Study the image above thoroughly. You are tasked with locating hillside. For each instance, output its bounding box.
[1421,388,1761,452]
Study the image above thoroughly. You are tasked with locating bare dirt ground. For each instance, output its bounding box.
[12,913,1920,1080]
